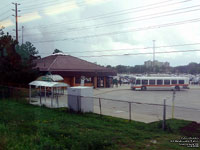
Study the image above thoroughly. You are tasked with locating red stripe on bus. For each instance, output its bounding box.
[133,84,188,88]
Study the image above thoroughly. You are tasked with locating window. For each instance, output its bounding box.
[136,80,140,85]
[149,80,155,85]
[142,80,148,85]
[85,77,92,83]
[179,80,184,84]
[172,80,177,84]
[164,80,170,85]
[75,77,81,84]
[157,80,163,85]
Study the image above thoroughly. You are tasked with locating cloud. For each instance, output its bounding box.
[85,0,109,5]
[0,19,14,28]
[44,1,78,16]
[19,12,41,23]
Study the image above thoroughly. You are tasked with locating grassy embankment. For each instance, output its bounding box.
[0,99,198,150]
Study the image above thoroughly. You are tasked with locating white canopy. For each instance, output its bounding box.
[29,81,69,87]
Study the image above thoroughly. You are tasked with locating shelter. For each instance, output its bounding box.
[35,54,116,88]
[36,75,64,82]
[29,81,69,107]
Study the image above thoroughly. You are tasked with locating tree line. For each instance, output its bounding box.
[107,63,200,74]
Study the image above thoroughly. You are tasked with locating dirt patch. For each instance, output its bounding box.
[180,122,200,137]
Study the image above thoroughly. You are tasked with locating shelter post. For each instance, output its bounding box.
[29,85,31,103]
[51,87,53,107]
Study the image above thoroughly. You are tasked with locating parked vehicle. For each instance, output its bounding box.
[131,76,189,91]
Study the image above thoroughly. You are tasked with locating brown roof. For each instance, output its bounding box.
[35,54,116,76]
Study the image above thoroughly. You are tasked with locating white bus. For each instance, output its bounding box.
[131,76,189,91]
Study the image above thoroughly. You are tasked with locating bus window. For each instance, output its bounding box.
[179,80,184,84]
[157,80,163,85]
[172,80,177,84]
[149,80,155,85]
[142,80,148,85]
[136,80,141,85]
[164,80,170,85]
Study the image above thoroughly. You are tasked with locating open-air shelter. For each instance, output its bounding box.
[29,81,69,107]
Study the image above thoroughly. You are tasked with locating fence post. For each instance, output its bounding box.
[172,90,175,119]
[39,86,42,105]
[29,85,31,103]
[162,99,166,131]
[99,98,102,116]
[129,102,131,121]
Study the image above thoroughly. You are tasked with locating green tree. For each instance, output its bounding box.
[0,29,40,86]
[53,49,63,54]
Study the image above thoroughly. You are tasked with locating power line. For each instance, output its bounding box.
[25,0,191,29]
[0,10,11,18]
[24,5,200,36]
[0,15,11,23]
[38,42,200,54]
[20,0,85,13]
[31,17,200,43]
[78,49,200,58]
[21,0,81,10]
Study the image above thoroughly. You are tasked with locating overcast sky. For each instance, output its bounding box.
[0,0,200,67]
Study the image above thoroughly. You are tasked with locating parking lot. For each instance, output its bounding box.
[93,85,200,123]
[30,85,200,123]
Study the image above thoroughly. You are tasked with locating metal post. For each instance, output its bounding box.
[99,98,102,116]
[172,90,175,118]
[129,102,131,121]
[44,87,46,103]
[77,96,79,112]
[51,87,53,107]
[29,85,31,103]
[39,86,41,105]
[162,99,166,131]
[56,88,59,107]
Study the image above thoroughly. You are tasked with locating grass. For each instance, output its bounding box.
[0,99,197,150]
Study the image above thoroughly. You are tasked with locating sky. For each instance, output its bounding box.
[0,0,200,67]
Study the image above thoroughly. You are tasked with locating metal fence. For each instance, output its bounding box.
[1,85,200,125]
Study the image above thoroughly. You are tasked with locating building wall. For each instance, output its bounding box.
[63,76,109,88]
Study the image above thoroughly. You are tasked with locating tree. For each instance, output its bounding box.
[53,49,63,54]
[0,29,40,86]
[16,41,39,59]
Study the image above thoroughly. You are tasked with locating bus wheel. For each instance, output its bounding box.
[175,86,180,91]
[141,86,147,91]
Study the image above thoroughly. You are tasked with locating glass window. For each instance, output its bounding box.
[164,80,170,85]
[85,77,92,83]
[136,80,140,85]
[157,80,163,85]
[172,80,177,84]
[149,80,155,85]
[179,80,184,84]
[75,77,81,84]
[142,80,148,85]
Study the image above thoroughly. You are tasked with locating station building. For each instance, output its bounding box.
[35,53,116,88]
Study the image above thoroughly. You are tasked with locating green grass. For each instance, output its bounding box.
[0,99,197,150]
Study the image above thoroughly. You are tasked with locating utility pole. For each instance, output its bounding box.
[22,26,24,44]
[12,2,20,43]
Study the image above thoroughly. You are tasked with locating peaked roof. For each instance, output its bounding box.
[35,54,116,75]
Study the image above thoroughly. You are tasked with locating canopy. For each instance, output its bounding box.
[36,75,64,82]
[29,81,69,87]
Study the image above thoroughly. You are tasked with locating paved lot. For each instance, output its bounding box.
[93,85,200,123]
[30,85,200,123]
